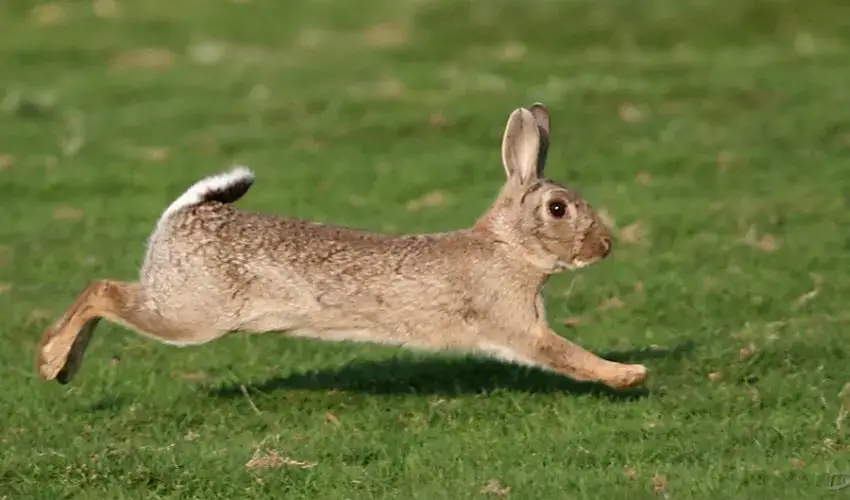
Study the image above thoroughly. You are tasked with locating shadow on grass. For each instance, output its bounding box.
[208,340,695,402]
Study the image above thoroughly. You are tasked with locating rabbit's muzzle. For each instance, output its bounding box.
[571,225,614,269]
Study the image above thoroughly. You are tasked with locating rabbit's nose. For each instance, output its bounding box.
[600,236,612,257]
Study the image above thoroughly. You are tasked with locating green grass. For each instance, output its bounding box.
[2,0,850,497]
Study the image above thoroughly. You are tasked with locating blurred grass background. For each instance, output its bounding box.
[2,0,850,498]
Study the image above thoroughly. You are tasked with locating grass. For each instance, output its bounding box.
[2,0,850,497]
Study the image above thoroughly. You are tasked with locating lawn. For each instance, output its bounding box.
[2,0,850,498]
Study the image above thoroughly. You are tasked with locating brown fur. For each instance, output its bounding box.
[35,103,647,390]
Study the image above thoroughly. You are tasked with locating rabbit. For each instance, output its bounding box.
[34,103,648,390]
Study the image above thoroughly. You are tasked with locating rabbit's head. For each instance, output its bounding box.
[477,104,614,274]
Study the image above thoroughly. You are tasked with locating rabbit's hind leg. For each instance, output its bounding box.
[35,280,222,384]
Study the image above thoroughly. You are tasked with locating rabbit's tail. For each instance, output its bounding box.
[158,166,255,223]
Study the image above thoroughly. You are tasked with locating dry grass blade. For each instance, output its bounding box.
[324,412,341,426]
[836,382,850,432]
[245,449,317,470]
[93,0,120,18]
[740,225,780,252]
[111,48,176,70]
[60,110,86,157]
[597,297,625,311]
[793,275,822,309]
[52,207,84,220]
[635,171,652,185]
[618,102,645,123]
[362,21,410,49]
[651,473,668,497]
[561,316,586,328]
[497,41,527,61]
[406,190,447,211]
[480,479,511,496]
[31,3,67,26]
[239,384,262,415]
[170,371,209,382]
[619,220,647,244]
[0,154,15,171]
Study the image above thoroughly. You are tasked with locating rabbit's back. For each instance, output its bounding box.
[140,203,518,341]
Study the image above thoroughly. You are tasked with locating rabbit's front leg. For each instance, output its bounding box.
[505,325,648,390]
[485,293,647,390]
[527,325,647,389]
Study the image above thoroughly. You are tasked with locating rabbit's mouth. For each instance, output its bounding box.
[556,259,592,271]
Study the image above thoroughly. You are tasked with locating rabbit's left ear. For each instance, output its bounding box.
[501,107,542,185]
[500,104,551,185]
[528,102,550,175]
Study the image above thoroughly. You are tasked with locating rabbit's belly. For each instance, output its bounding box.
[285,326,453,351]
[476,341,537,366]
[287,327,384,344]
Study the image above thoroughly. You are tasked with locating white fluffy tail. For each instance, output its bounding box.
[158,166,255,224]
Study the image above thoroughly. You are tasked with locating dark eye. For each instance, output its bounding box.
[547,200,567,218]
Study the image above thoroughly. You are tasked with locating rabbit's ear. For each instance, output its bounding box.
[501,107,545,185]
[528,102,550,172]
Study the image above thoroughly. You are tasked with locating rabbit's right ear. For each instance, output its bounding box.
[501,107,544,185]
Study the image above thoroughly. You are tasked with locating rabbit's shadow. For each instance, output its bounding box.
[208,340,695,402]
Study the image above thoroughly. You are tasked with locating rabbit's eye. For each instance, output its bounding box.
[547,200,567,218]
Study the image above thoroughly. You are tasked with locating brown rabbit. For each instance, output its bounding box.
[35,103,648,390]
